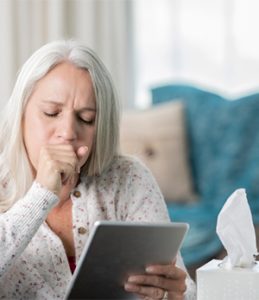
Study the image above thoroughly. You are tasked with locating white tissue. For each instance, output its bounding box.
[216,188,258,269]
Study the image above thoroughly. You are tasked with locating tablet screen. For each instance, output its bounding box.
[65,221,189,300]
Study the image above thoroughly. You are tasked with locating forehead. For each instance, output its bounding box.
[29,62,96,107]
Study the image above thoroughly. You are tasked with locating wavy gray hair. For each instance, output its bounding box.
[0,40,120,211]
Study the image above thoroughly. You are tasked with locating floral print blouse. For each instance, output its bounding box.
[0,155,196,299]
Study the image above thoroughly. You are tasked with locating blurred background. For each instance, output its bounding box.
[2,0,259,109]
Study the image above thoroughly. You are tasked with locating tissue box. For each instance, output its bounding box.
[196,259,259,300]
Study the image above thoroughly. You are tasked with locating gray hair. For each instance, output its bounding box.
[0,40,120,211]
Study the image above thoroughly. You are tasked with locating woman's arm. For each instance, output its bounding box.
[0,181,58,277]
[0,144,87,277]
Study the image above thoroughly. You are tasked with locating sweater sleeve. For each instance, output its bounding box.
[0,181,58,277]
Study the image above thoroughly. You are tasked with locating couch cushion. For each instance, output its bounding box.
[120,101,196,202]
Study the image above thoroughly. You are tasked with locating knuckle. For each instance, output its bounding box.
[141,276,149,284]
[152,287,164,299]
[168,269,176,278]
[179,281,187,293]
[132,275,143,284]
[137,285,146,295]
[180,270,187,280]
[154,276,163,287]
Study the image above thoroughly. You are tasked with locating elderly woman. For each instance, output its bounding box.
[0,40,196,299]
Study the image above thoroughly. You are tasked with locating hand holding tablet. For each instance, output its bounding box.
[65,221,189,300]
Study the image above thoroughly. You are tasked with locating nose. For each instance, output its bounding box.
[57,114,77,143]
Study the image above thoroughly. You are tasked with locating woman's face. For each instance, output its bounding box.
[23,62,96,176]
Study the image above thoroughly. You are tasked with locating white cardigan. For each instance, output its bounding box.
[0,155,196,299]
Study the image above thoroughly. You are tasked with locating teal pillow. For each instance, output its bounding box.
[152,84,259,218]
[151,84,259,265]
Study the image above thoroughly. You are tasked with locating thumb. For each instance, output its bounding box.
[76,146,89,173]
[77,146,88,158]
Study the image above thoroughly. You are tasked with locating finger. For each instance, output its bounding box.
[128,269,187,294]
[146,263,186,281]
[45,146,78,161]
[45,143,75,150]
[124,282,165,299]
[127,274,170,291]
[167,290,186,300]
[41,146,79,172]
[76,146,89,171]
[52,160,77,183]
[77,146,88,158]
[44,143,77,155]
[60,166,76,183]
[46,154,78,170]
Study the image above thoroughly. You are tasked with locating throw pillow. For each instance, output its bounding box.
[120,101,196,202]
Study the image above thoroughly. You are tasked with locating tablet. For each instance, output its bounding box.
[65,220,189,300]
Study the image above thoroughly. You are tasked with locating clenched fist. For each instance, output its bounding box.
[35,144,88,196]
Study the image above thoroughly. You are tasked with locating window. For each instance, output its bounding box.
[133,0,259,108]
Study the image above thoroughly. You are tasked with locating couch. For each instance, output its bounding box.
[120,83,259,276]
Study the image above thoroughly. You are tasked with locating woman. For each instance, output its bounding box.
[0,40,196,299]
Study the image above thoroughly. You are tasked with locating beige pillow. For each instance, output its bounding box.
[120,101,196,202]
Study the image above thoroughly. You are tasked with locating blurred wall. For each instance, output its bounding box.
[0,0,134,108]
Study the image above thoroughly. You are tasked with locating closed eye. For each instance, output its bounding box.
[43,111,95,125]
[44,112,59,117]
[78,116,95,125]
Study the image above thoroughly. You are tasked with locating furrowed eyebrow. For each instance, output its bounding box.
[41,100,63,106]
[41,100,96,112]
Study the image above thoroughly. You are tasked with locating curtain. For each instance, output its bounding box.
[0,0,134,108]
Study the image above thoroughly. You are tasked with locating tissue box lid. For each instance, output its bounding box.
[197,259,259,300]
[197,259,259,273]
